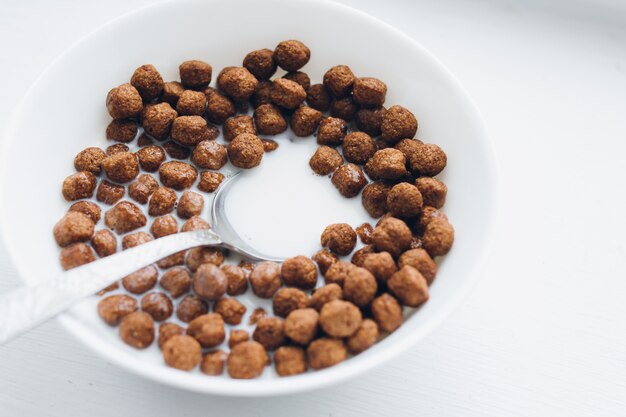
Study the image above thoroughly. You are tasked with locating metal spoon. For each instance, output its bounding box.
[0,171,281,344]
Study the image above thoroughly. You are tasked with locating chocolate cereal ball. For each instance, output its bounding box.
[353,77,387,107]
[415,177,447,209]
[388,266,429,307]
[250,80,273,108]
[106,119,138,143]
[342,132,376,164]
[122,265,158,294]
[227,133,264,169]
[306,83,331,112]
[361,182,391,218]
[355,106,386,137]
[74,147,106,174]
[158,322,185,349]
[331,163,367,198]
[290,106,323,137]
[91,229,117,257]
[106,143,129,155]
[191,140,227,170]
[192,263,227,301]
[217,67,258,101]
[96,180,125,205]
[249,307,267,325]
[321,223,356,256]
[308,283,342,311]
[387,182,423,218]
[205,88,236,124]
[202,350,228,375]
[176,295,208,323]
[243,48,277,80]
[409,143,447,177]
[356,223,374,244]
[394,138,423,161]
[141,292,173,321]
[421,217,454,256]
[371,293,403,333]
[229,329,250,349]
[136,145,166,172]
[224,115,256,141]
[162,335,202,371]
[131,64,164,102]
[141,103,177,140]
[53,211,94,247]
[347,319,380,354]
[62,171,96,201]
[180,215,210,232]
[323,65,355,97]
[249,261,282,298]
[106,83,143,120]
[311,249,338,275]
[156,251,186,269]
[372,217,412,258]
[330,97,358,121]
[284,308,319,345]
[320,300,362,337]
[283,71,311,91]
[171,115,212,146]
[150,215,178,238]
[317,117,347,146]
[186,247,225,271]
[309,146,342,175]
[176,90,206,116]
[214,297,247,325]
[163,141,190,159]
[160,266,191,298]
[129,174,159,204]
[161,81,184,107]
[60,243,96,270]
[362,251,397,284]
[227,341,268,379]
[381,105,418,144]
[119,312,154,349]
[121,231,153,250]
[274,40,310,71]
[187,313,225,348]
[69,201,101,223]
[274,346,307,376]
[366,148,407,181]
[97,294,138,326]
[270,78,306,110]
[148,186,176,216]
[102,152,139,183]
[104,201,146,234]
[307,338,347,370]
[198,171,225,193]
[281,256,318,290]
[253,316,286,351]
[159,161,198,190]
[324,261,356,287]
[253,103,287,135]
[351,244,375,267]
[179,60,212,88]
[343,267,377,307]
[222,264,248,296]
[273,287,308,318]
[176,191,203,219]
[398,248,438,284]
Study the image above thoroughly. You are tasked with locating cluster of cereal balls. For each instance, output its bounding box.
[52,39,454,378]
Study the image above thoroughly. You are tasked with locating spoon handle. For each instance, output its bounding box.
[0,229,221,345]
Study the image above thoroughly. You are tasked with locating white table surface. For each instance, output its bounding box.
[1,0,626,415]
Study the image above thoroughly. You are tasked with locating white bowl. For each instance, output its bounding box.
[0,0,497,396]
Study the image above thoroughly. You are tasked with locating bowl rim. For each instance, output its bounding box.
[0,0,499,396]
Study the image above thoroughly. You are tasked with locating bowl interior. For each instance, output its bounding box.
[0,0,497,396]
